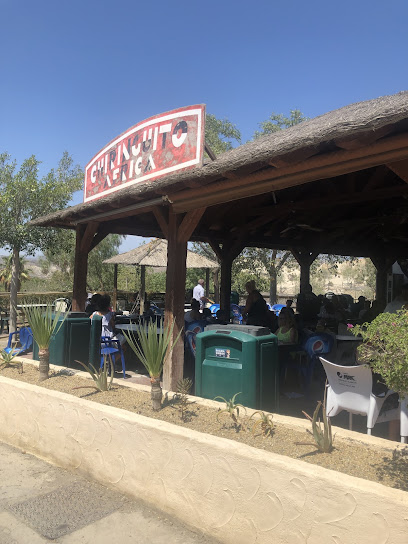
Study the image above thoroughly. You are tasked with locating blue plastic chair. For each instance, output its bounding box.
[184,321,206,357]
[301,333,334,393]
[100,336,126,379]
[209,304,220,316]
[272,304,285,316]
[4,326,33,356]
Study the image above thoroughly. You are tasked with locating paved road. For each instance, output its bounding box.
[0,441,218,544]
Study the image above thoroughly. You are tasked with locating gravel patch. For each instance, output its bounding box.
[1,364,408,492]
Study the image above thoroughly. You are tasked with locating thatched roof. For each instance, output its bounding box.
[30,91,408,228]
[103,239,219,269]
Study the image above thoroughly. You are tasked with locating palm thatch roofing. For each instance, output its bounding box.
[31,91,408,259]
[103,238,218,269]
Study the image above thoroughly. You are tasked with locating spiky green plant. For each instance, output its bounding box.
[0,347,22,373]
[214,392,247,423]
[22,304,66,381]
[296,400,334,453]
[123,319,182,411]
[176,377,193,421]
[250,411,274,437]
[74,356,114,392]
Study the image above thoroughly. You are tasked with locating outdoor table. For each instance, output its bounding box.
[17,304,48,309]
[115,323,163,335]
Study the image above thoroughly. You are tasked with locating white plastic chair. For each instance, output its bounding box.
[319,357,396,434]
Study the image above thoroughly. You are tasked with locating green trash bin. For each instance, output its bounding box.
[195,324,279,412]
[33,312,92,367]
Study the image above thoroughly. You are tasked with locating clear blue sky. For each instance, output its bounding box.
[1,0,407,252]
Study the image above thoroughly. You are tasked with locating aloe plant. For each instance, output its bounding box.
[214,392,247,423]
[250,411,274,437]
[123,319,182,410]
[22,304,66,381]
[74,356,114,392]
[296,400,334,453]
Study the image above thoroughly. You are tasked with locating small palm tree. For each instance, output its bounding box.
[124,319,181,410]
[22,305,66,382]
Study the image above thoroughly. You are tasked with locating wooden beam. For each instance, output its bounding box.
[251,185,408,217]
[80,222,99,253]
[386,159,408,184]
[153,206,169,239]
[90,228,109,251]
[170,133,408,212]
[177,207,206,243]
[205,144,217,161]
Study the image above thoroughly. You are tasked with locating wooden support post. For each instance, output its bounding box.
[218,239,245,317]
[220,257,233,314]
[213,269,220,303]
[140,265,146,314]
[113,264,118,311]
[162,207,207,391]
[205,268,210,300]
[371,256,394,308]
[72,222,100,311]
[291,249,319,293]
[163,212,188,391]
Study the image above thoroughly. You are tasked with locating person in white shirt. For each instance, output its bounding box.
[192,279,209,309]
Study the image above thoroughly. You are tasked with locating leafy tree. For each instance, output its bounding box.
[253,109,309,138]
[205,114,241,156]
[235,248,294,303]
[0,152,83,330]
[41,231,123,292]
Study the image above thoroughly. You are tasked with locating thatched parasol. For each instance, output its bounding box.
[103,238,219,311]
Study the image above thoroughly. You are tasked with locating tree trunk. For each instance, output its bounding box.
[269,267,277,304]
[9,247,20,332]
[38,348,50,382]
[150,377,162,411]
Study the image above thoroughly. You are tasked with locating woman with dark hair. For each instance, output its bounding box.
[91,294,126,346]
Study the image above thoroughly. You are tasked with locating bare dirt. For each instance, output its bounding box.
[1,363,408,492]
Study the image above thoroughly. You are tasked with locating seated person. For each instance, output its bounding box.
[185,299,202,324]
[142,300,156,320]
[85,293,101,317]
[215,309,229,325]
[90,294,126,346]
[202,307,215,323]
[275,308,298,344]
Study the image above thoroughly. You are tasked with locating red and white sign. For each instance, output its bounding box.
[84,105,205,202]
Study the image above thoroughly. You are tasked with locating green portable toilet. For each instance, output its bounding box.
[195,324,279,412]
[33,312,91,367]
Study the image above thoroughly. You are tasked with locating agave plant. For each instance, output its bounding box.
[214,392,247,423]
[123,319,182,411]
[74,356,114,392]
[22,304,66,382]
